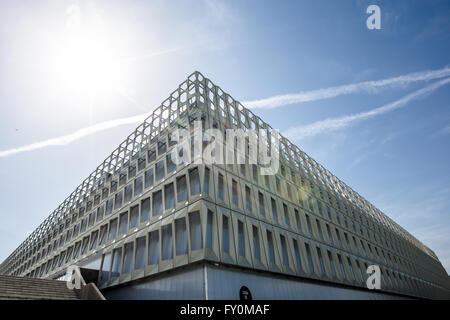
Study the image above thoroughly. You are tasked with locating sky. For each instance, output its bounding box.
[0,0,450,274]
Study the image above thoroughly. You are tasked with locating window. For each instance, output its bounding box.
[108,218,118,241]
[189,168,200,196]
[175,176,187,203]
[347,257,356,280]
[258,192,265,217]
[105,199,113,215]
[129,205,139,229]
[166,154,176,174]
[205,210,213,249]
[218,173,224,200]
[293,239,302,271]
[305,214,313,235]
[111,248,122,278]
[175,218,188,256]
[164,183,175,210]
[326,224,334,244]
[189,211,202,251]
[99,252,111,284]
[129,165,136,179]
[283,204,290,227]
[148,230,159,265]
[337,254,346,279]
[152,190,163,216]
[238,220,245,257]
[335,228,342,246]
[89,231,98,250]
[252,164,258,182]
[245,186,252,212]
[124,184,133,203]
[118,212,128,235]
[162,224,173,260]
[280,235,289,266]
[99,225,107,246]
[114,191,123,209]
[252,226,260,261]
[267,230,275,264]
[135,237,146,270]
[158,140,166,155]
[88,212,95,228]
[204,167,210,195]
[271,198,278,223]
[222,216,230,253]
[316,247,325,275]
[81,236,89,255]
[305,243,314,273]
[122,242,134,274]
[155,160,165,181]
[97,205,104,222]
[144,168,154,189]
[140,197,151,223]
[232,179,239,206]
[327,250,337,278]
[316,219,324,241]
[295,209,301,232]
[148,147,156,164]
[134,176,143,196]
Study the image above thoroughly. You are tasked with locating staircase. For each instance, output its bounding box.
[0,275,80,300]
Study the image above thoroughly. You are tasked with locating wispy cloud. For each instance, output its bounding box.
[244,66,450,109]
[0,112,151,158]
[283,77,450,141]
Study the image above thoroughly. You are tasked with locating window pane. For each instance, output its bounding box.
[177,175,188,203]
[280,235,289,266]
[317,247,325,275]
[218,173,224,200]
[293,239,302,271]
[175,218,188,256]
[155,160,165,181]
[164,183,175,210]
[166,154,176,174]
[105,199,113,215]
[90,231,98,250]
[328,250,337,278]
[205,210,213,249]
[148,230,159,265]
[283,204,290,227]
[99,225,107,245]
[108,218,118,241]
[222,215,229,253]
[162,224,173,260]
[267,230,275,264]
[238,220,245,257]
[140,197,151,223]
[245,186,252,212]
[271,198,278,223]
[135,237,146,270]
[124,184,133,203]
[204,168,210,195]
[88,213,95,228]
[114,191,123,209]
[144,168,154,189]
[189,168,200,195]
[252,226,260,261]
[189,211,202,251]
[99,252,111,284]
[134,176,143,196]
[129,205,139,229]
[111,248,122,278]
[152,190,163,216]
[232,180,239,206]
[118,212,128,235]
[122,242,134,274]
[258,192,265,217]
[148,147,156,164]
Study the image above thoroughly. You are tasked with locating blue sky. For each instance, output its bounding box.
[1,0,450,273]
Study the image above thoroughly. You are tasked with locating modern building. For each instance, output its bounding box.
[1,72,449,299]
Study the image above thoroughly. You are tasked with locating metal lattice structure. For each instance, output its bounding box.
[1,71,449,299]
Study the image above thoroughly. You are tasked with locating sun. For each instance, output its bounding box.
[41,6,133,109]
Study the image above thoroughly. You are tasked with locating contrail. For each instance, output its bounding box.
[283,77,450,141]
[0,112,151,158]
[244,66,450,109]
